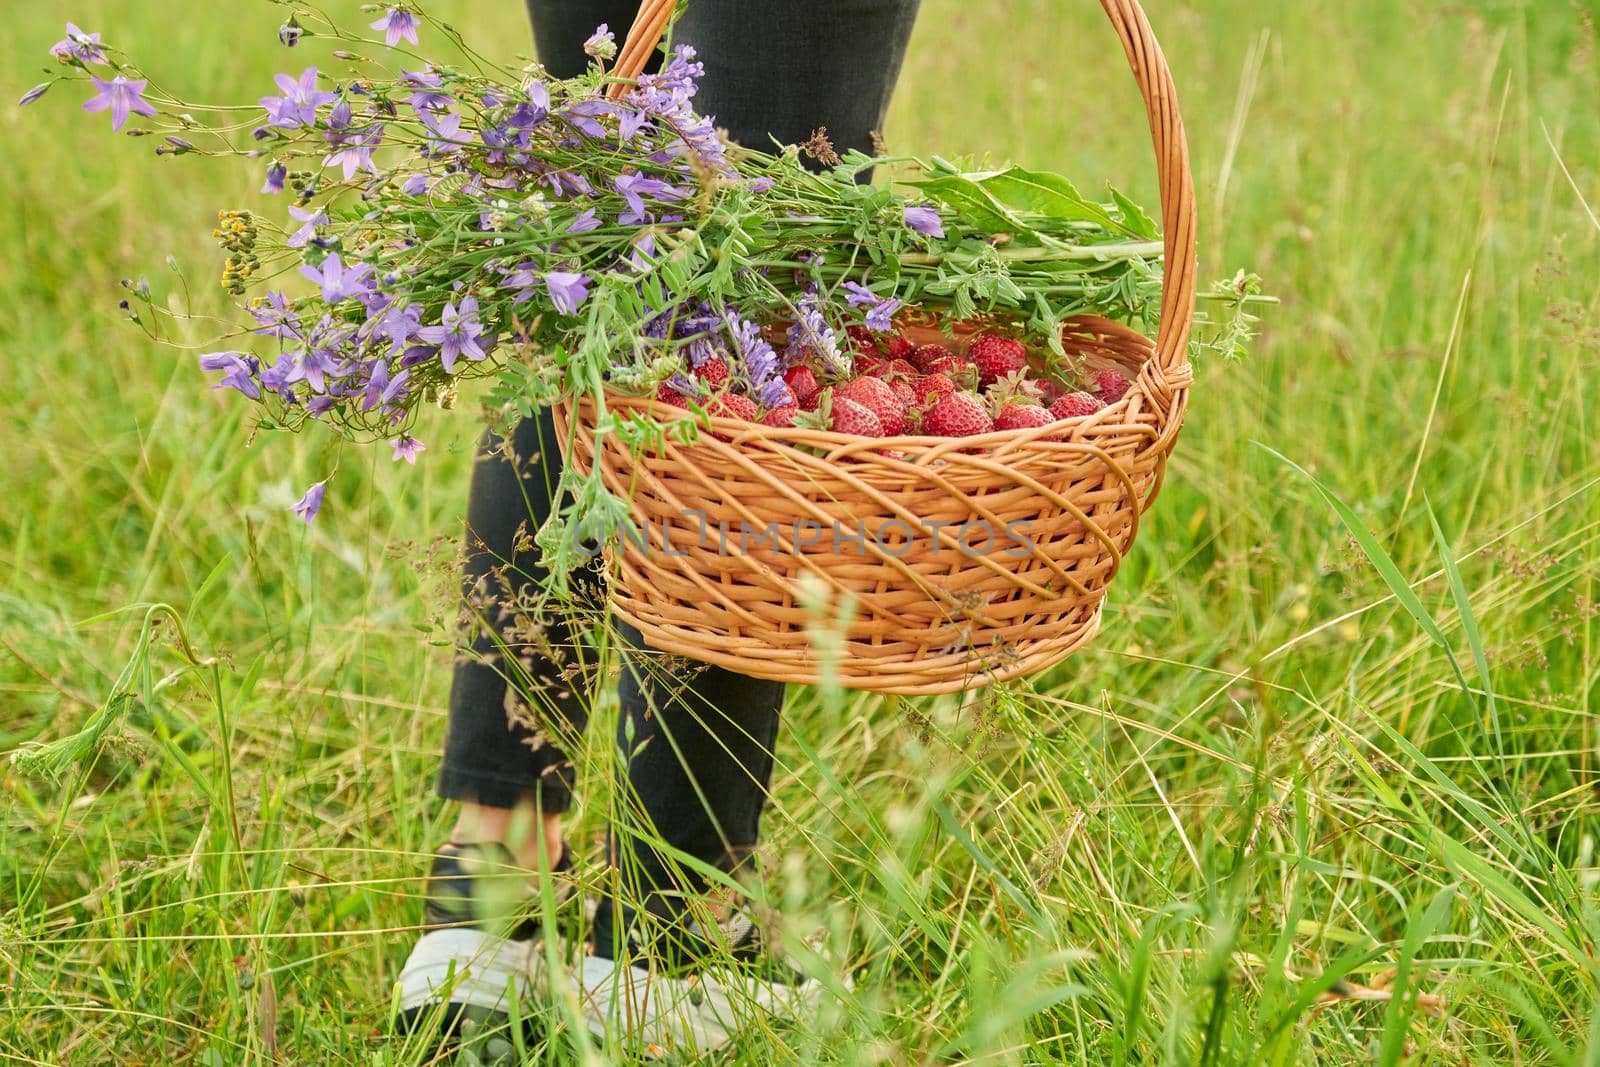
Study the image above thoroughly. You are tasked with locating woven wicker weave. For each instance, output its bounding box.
[557,0,1197,695]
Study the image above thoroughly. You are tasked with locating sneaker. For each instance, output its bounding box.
[571,904,826,1055]
[393,841,573,1037]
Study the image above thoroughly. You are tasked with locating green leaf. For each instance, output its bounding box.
[971,167,1128,234]
[1111,187,1159,239]
[905,175,1030,234]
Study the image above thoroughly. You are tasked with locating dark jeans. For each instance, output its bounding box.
[438,0,920,955]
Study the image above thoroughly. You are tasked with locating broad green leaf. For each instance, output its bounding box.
[1111,187,1160,239]
[973,166,1128,234]
[905,175,1031,234]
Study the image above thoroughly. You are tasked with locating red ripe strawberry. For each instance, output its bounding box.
[969,333,1028,387]
[923,391,994,437]
[1093,368,1131,403]
[707,393,758,422]
[856,354,888,379]
[913,372,958,406]
[993,402,1055,432]
[922,353,977,389]
[1033,377,1066,405]
[886,376,918,409]
[655,384,691,408]
[845,324,880,353]
[884,358,918,379]
[694,358,731,389]
[885,335,915,361]
[911,342,952,373]
[837,375,907,436]
[1050,391,1105,420]
[761,404,798,428]
[783,364,820,405]
[829,396,884,437]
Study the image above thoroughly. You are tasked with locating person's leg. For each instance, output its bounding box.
[593,0,922,962]
[435,0,647,872]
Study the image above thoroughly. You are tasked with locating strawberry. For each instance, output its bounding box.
[783,364,821,405]
[921,353,978,389]
[885,335,915,361]
[993,402,1055,432]
[828,395,884,437]
[923,391,994,437]
[1033,377,1066,405]
[1093,368,1131,403]
[913,372,958,406]
[910,342,952,373]
[655,383,691,408]
[707,393,758,422]
[694,357,731,389]
[886,376,918,409]
[836,375,907,436]
[845,324,880,354]
[884,358,918,379]
[1050,391,1105,420]
[855,354,888,379]
[969,333,1028,387]
[761,404,798,428]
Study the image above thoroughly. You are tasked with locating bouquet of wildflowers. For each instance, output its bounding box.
[28,6,1261,590]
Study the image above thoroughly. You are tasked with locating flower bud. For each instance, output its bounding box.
[278,16,304,47]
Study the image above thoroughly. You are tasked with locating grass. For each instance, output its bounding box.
[2,0,1598,1062]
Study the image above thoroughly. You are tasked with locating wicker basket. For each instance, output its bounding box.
[557,0,1197,695]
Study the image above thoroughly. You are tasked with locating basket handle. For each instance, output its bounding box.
[608,0,1197,397]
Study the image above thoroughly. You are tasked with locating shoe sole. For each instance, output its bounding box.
[394,927,539,1019]
[569,955,826,1054]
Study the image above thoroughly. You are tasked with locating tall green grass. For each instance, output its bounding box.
[2,0,1597,1062]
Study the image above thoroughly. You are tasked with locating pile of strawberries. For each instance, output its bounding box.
[657,327,1134,440]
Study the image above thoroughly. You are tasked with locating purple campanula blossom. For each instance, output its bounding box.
[747,176,774,194]
[249,291,299,339]
[400,173,432,196]
[286,205,328,249]
[306,395,337,417]
[583,24,617,61]
[566,208,601,234]
[198,351,262,400]
[300,253,372,303]
[421,110,468,154]
[903,205,945,239]
[366,301,422,354]
[260,68,337,128]
[612,173,684,225]
[362,359,410,409]
[257,351,305,399]
[401,70,452,112]
[324,124,384,179]
[543,272,590,316]
[82,75,158,132]
[416,297,489,372]
[390,435,426,464]
[50,23,106,65]
[508,81,548,128]
[291,480,327,524]
[560,99,613,139]
[370,7,420,47]
[262,161,287,194]
[615,105,650,142]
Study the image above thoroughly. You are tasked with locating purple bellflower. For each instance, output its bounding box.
[82,75,157,132]
[260,68,337,128]
[370,8,420,47]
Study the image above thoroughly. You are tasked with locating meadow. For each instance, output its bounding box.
[2,0,1598,1062]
